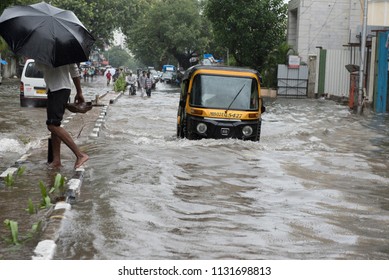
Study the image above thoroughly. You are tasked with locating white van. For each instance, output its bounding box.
[20,59,47,107]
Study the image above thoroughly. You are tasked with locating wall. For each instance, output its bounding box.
[368,0,389,26]
[287,0,361,63]
[5,59,15,78]
[0,57,19,79]
[324,49,359,97]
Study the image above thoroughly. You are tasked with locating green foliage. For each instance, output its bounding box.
[27,221,42,239]
[39,181,52,209]
[1,0,213,70]
[1,172,67,247]
[16,166,26,176]
[125,0,212,69]
[205,0,287,70]
[114,73,127,92]
[48,0,144,48]
[25,198,36,215]
[262,42,297,88]
[3,219,19,245]
[104,46,133,68]
[0,0,17,13]
[3,166,25,188]
[4,173,14,188]
[3,219,42,245]
[49,173,66,196]
[50,0,111,47]
[0,37,9,53]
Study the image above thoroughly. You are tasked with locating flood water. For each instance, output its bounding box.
[1,76,389,259]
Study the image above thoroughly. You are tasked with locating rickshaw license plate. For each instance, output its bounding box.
[221,128,230,135]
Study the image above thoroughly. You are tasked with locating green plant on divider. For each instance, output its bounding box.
[1,172,67,247]
[4,173,14,188]
[39,181,52,209]
[26,221,42,240]
[49,173,66,197]
[3,219,19,245]
[3,166,26,188]
[114,73,126,92]
[3,219,42,245]
[25,198,37,215]
[16,166,26,176]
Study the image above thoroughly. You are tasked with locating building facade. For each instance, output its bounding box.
[287,0,361,63]
[286,0,389,112]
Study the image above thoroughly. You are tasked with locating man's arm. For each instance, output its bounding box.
[70,64,84,104]
[72,76,85,103]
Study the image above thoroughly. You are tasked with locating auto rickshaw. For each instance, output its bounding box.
[177,65,265,141]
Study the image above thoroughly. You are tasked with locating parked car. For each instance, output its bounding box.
[20,59,47,107]
[176,65,265,141]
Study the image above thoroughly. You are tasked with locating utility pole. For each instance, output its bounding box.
[357,0,368,114]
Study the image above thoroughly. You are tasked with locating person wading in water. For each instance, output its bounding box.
[36,62,89,169]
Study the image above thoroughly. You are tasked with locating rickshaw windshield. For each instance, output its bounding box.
[189,74,259,110]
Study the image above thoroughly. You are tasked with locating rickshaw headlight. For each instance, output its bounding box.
[196,123,207,134]
[242,126,253,136]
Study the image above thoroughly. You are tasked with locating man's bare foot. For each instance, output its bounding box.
[47,162,63,169]
[74,153,89,169]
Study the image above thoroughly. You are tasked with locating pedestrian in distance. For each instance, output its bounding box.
[145,72,153,97]
[83,68,88,81]
[106,70,112,86]
[139,70,147,97]
[35,62,89,170]
[126,71,137,95]
[88,67,95,81]
[112,68,120,82]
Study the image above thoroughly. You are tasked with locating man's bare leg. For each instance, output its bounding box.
[47,132,63,169]
[47,125,89,169]
[74,153,89,169]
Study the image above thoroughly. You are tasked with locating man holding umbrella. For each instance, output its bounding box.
[0,1,95,169]
[36,62,89,169]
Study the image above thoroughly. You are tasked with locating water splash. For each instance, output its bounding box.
[0,137,26,154]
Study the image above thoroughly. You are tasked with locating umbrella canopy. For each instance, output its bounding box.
[104,68,116,77]
[0,1,95,67]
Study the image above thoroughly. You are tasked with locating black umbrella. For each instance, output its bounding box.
[0,1,95,67]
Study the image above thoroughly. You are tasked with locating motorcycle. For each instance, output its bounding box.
[128,83,136,95]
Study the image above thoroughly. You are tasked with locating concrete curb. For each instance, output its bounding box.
[90,105,108,138]
[0,90,119,260]
[32,169,84,260]
[0,154,32,178]
[32,100,111,260]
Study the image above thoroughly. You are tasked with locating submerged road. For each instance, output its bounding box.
[0,77,388,260]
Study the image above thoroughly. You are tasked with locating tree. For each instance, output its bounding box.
[0,0,15,13]
[50,0,141,48]
[104,46,134,68]
[262,41,296,88]
[205,0,287,71]
[124,0,212,69]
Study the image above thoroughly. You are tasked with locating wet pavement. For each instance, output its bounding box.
[0,76,389,260]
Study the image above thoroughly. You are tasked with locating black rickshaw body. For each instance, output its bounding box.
[177,65,265,141]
